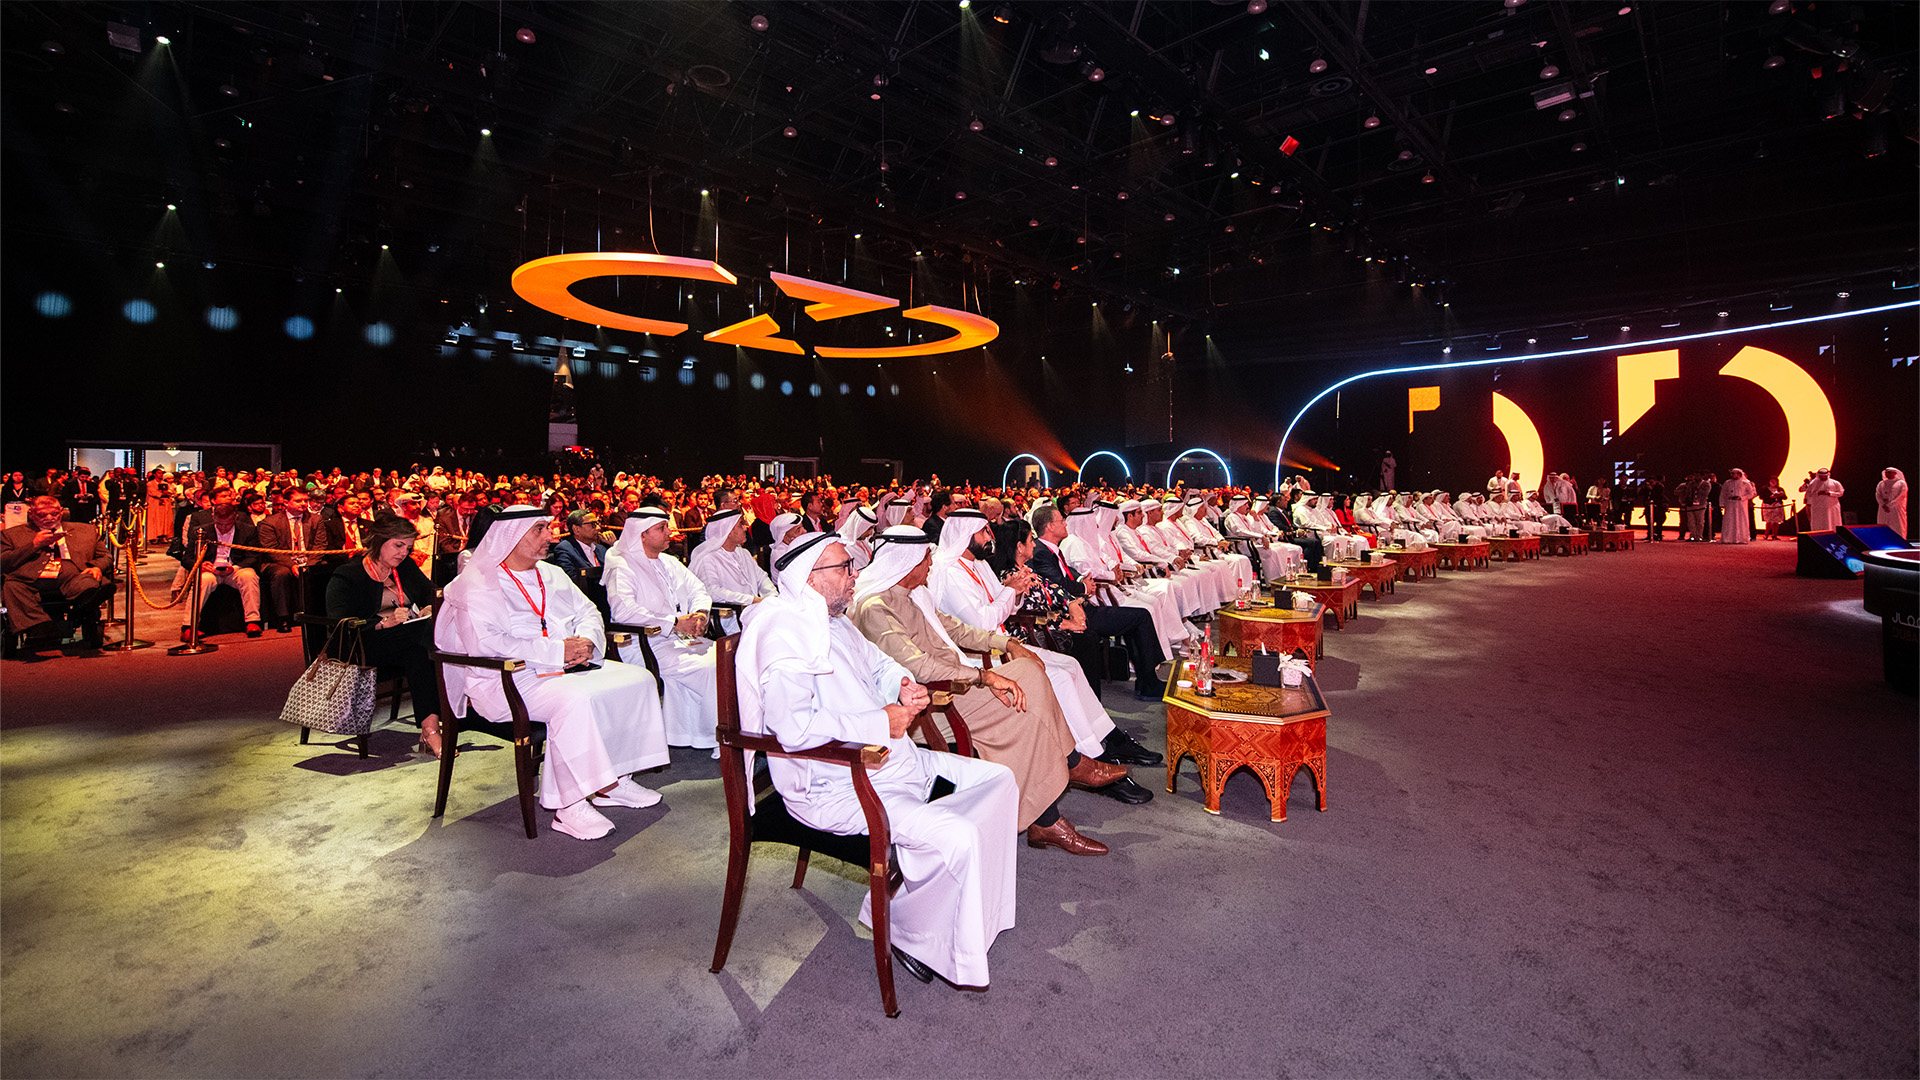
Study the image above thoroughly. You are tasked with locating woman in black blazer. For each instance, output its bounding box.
[326,516,442,756]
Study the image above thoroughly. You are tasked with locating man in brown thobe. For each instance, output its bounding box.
[849,527,1127,855]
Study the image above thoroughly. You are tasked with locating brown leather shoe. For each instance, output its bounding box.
[1067,756,1128,790]
[1026,816,1108,856]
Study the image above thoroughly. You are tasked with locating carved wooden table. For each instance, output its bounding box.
[1217,602,1325,660]
[1326,557,1398,598]
[1590,528,1636,551]
[1165,654,1328,821]
[1485,535,1541,562]
[1275,576,1362,628]
[1435,540,1491,570]
[1539,530,1590,556]
[1375,546,1438,580]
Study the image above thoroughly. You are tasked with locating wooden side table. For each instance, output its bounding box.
[1217,603,1325,659]
[1164,655,1328,821]
[1436,540,1490,570]
[1277,576,1361,628]
[1326,557,1398,598]
[1377,546,1439,580]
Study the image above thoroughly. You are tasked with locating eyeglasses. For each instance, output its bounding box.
[811,558,856,574]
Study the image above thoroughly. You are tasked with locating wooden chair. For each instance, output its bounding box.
[430,630,633,839]
[709,633,924,1018]
[603,621,667,702]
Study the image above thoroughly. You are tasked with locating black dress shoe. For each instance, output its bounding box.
[1093,775,1154,804]
[1101,730,1165,767]
[892,945,936,984]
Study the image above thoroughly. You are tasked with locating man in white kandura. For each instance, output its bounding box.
[1799,468,1845,532]
[1059,503,1188,653]
[603,506,720,752]
[928,511,1122,758]
[437,507,670,840]
[687,508,774,635]
[1178,496,1258,589]
[1719,469,1757,544]
[738,531,1020,989]
[1159,497,1244,598]
[1117,500,1217,616]
[1222,494,1300,580]
[1876,468,1908,538]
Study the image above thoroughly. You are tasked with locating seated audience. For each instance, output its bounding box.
[2,495,115,649]
[179,487,265,639]
[604,507,720,751]
[324,516,442,755]
[257,487,326,633]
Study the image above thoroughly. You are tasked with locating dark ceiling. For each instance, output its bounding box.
[5,0,1916,357]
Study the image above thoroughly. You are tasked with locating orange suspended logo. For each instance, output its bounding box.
[510,252,999,358]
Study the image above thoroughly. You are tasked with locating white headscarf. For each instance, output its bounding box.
[735,531,839,741]
[766,512,805,566]
[600,507,672,585]
[935,509,989,565]
[689,507,744,567]
[444,507,548,607]
[853,526,937,605]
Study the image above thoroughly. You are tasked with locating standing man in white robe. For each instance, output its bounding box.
[687,508,773,634]
[436,507,670,840]
[1800,468,1845,532]
[603,507,721,751]
[1719,469,1757,544]
[1875,468,1907,538]
[737,532,1020,989]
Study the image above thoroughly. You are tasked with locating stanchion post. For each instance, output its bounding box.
[167,537,218,656]
[100,538,153,652]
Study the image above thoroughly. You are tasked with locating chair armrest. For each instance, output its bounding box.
[721,730,889,768]
[609,632,633,648]
[431,649,528,673]
[606,621,663,637]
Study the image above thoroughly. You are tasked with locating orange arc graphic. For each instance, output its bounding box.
[703,313,805,355]
[771,273,898,321]
[511,252,739,336]
[1717,346,1836,487]
[813,305,999,358]
[1491,391,1545,489]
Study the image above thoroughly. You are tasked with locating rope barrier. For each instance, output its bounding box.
[130,542,200,611]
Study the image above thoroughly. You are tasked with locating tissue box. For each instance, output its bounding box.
[1361,549,1374,563]
[1293,591,1314,611]
[1249,652,1281,686]
[1316,566,1333,582]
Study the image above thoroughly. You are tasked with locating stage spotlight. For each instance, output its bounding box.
[749,14,769,31]
[958,0,969,7]
[1164,212,1175,222]
[782,124,797,137]
[1309,58,1327,74]
[1836,290,1850,299]
[1258,48,1270,61]
[1029,218,1040,226]
[969,115,984,131]
[155,261,165,268]
[954,190,966,199]
[1764,54,1786,70]
[1540,64,1560,79]
[479,127,492,136]
[1620,324,1631,333]
[1421,172,1435,184]
[1425,66,1439,75]
[1571,141,1588,152]
[166,203,177,211]
[993,5,1013,23]
[1526,337,1538,345]
[1717,311,1730,318]
[1044,156,1058,166]
[1558,108,1577,122]
[1080,60,1105,82]
[1768,0,1790,11]
[1363,115,1380,129]
[516,27,536,43]
[1247,0,1267,12]
[155,35,170,46]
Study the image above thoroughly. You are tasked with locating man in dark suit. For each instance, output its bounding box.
[432,491,478,586]
[798,487,832,534]
[256,487,327,632]
[179,487,265,638]
[3,495,116,649]
[920,488,954,544]
[1024,504,1168,707]
[318,491,375,564]
[546,508,611,618]
[57,467,99,525]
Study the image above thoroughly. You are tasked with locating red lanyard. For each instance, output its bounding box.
[500,562,548,636]
[960,559,1006,632]
[387,568,407,607]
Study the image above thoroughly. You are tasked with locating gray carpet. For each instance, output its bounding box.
[3,540,1914,1078]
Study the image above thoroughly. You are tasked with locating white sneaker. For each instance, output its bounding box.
[552,799,615,840]
[708,747,721,760]
[590,776,663,809]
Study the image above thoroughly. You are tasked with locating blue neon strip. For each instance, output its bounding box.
[1167,447,1232,488]
[1002,454,1050,488]
[1078,450,1132,479]
[1273,301,1919,489]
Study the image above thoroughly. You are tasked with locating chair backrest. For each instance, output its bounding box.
[714,632,742,739]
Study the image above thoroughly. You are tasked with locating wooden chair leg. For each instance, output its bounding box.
[512,737,539,839]
[869,861,900,1018]
[299,727,310,745]
[709,828,753,973]
[358,731,369,759]
[791,848,811,888]
[432,714,460,820]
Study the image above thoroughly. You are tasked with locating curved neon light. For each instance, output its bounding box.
[1491,392,1545,492]
[511,252,738,336]
[1718,346,1836,487]
[813,305,1000,358]
[1166,448,1232,488]
[1002,454,1050,489]
[1078,450,1132,480]
[1273,301,1917,489]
